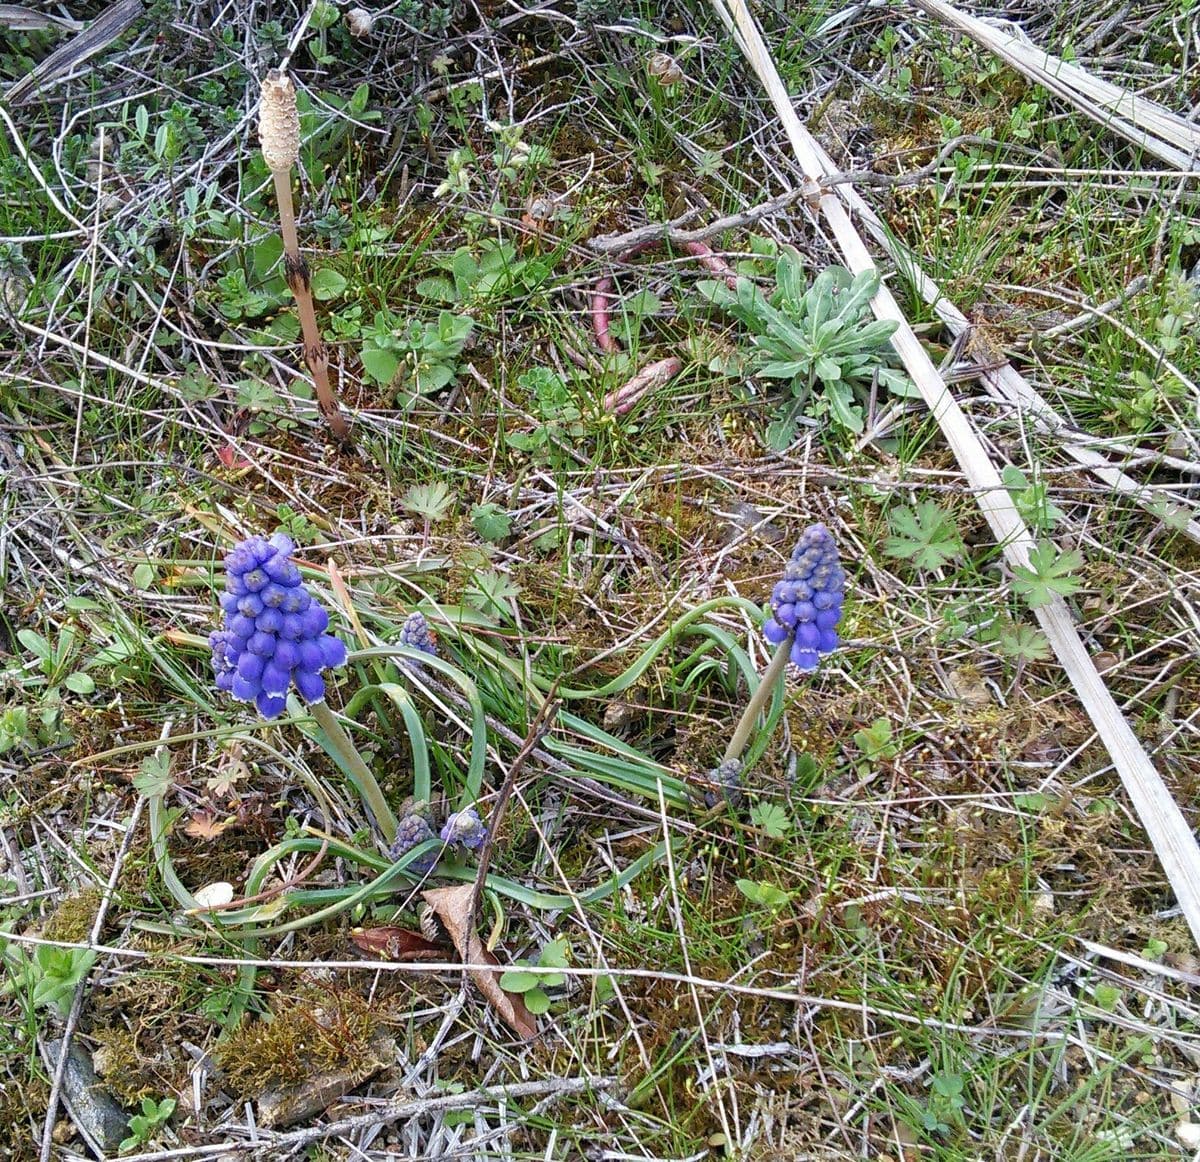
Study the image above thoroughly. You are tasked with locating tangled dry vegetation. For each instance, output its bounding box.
[1,0,1199,1158]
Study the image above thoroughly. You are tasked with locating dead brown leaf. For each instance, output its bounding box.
[422,884,538,1040]
[182,811,236,841]
[207,743,252,798]
[350,926,445,962]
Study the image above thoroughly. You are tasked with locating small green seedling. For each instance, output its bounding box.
[31,946,97,1016]
[735,879,793,911]
[923,1070,966,1135]
[853,717,899,762]
[1002,466,1063,533]
[416,239,551,307]
[1012,542,1084,608]
[749,801,792,839]
[500,936,570,1014]
[504,367,585,462]
[470,503,512,544]
[120,1096,176,1154]
[360,309,474,397]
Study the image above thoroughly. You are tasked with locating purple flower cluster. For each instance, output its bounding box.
[702,758,744,809]
[389,812,439,874]
[399,612,437,660]
[762,523,845,672]
[440,806,486,851]
[210,533,347,719]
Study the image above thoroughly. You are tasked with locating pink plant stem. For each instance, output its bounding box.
[590,240,662,355]
[603,356,684,415]
[590,238,734,415]
[590,273,620,354]
[681,240,739,288]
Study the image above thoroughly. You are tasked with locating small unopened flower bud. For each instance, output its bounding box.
[440,807,486,851]
[390,813,438,874]
[259,71,300,173]
[346,7,374,37]
[647,52,684,86]
[399,611,437,661]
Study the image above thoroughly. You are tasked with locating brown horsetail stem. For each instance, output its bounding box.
[258,70,351,443]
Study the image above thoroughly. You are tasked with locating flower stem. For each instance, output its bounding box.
[272,169,350,441]
[723,642,792,766]
[307,700,398,844]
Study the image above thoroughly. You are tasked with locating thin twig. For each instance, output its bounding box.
[588,135,1001,254]
[467,690,561,936]
[1038,275,1149,340]
[115,1076,613,1161]
[5,0,143,105]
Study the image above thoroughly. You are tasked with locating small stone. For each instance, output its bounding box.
[1176,1122,1200,1149]
[1168,1080,1193,1115]
[44,1040,129,1154]
[193,881,234,908]
[1031,888,1054,916]
[345,7,374,36]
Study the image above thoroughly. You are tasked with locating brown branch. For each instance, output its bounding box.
[466,689,561,937]
[588,135,1003,255]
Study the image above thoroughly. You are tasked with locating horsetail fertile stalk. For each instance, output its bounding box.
[259,70,350,442]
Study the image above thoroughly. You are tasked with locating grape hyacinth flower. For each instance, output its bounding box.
[761,523,845,672]
[717,523,846,781]
[209,533,400,844]
[389,812,439,875]
[210,533,347,719]
[399,611,438,661]
[440,807,487,852]
[701,758,744,810]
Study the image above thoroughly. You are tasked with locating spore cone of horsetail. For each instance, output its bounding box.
[259,70,350,442]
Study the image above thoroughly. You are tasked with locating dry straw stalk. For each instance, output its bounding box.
[910,0,1200,172]
[710,0,1200,951]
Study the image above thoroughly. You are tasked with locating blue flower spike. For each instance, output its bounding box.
[762,523,845,672]
[440,806,487,852]
[399,611,438,660]
[702,758,744,809]
[210,533,347,719]
[389,812,439,874]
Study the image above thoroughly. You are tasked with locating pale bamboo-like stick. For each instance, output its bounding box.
[259,71,351,442]
[909,0,1199,172]
[804,138,1200,546]
[710,0,1200,951]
